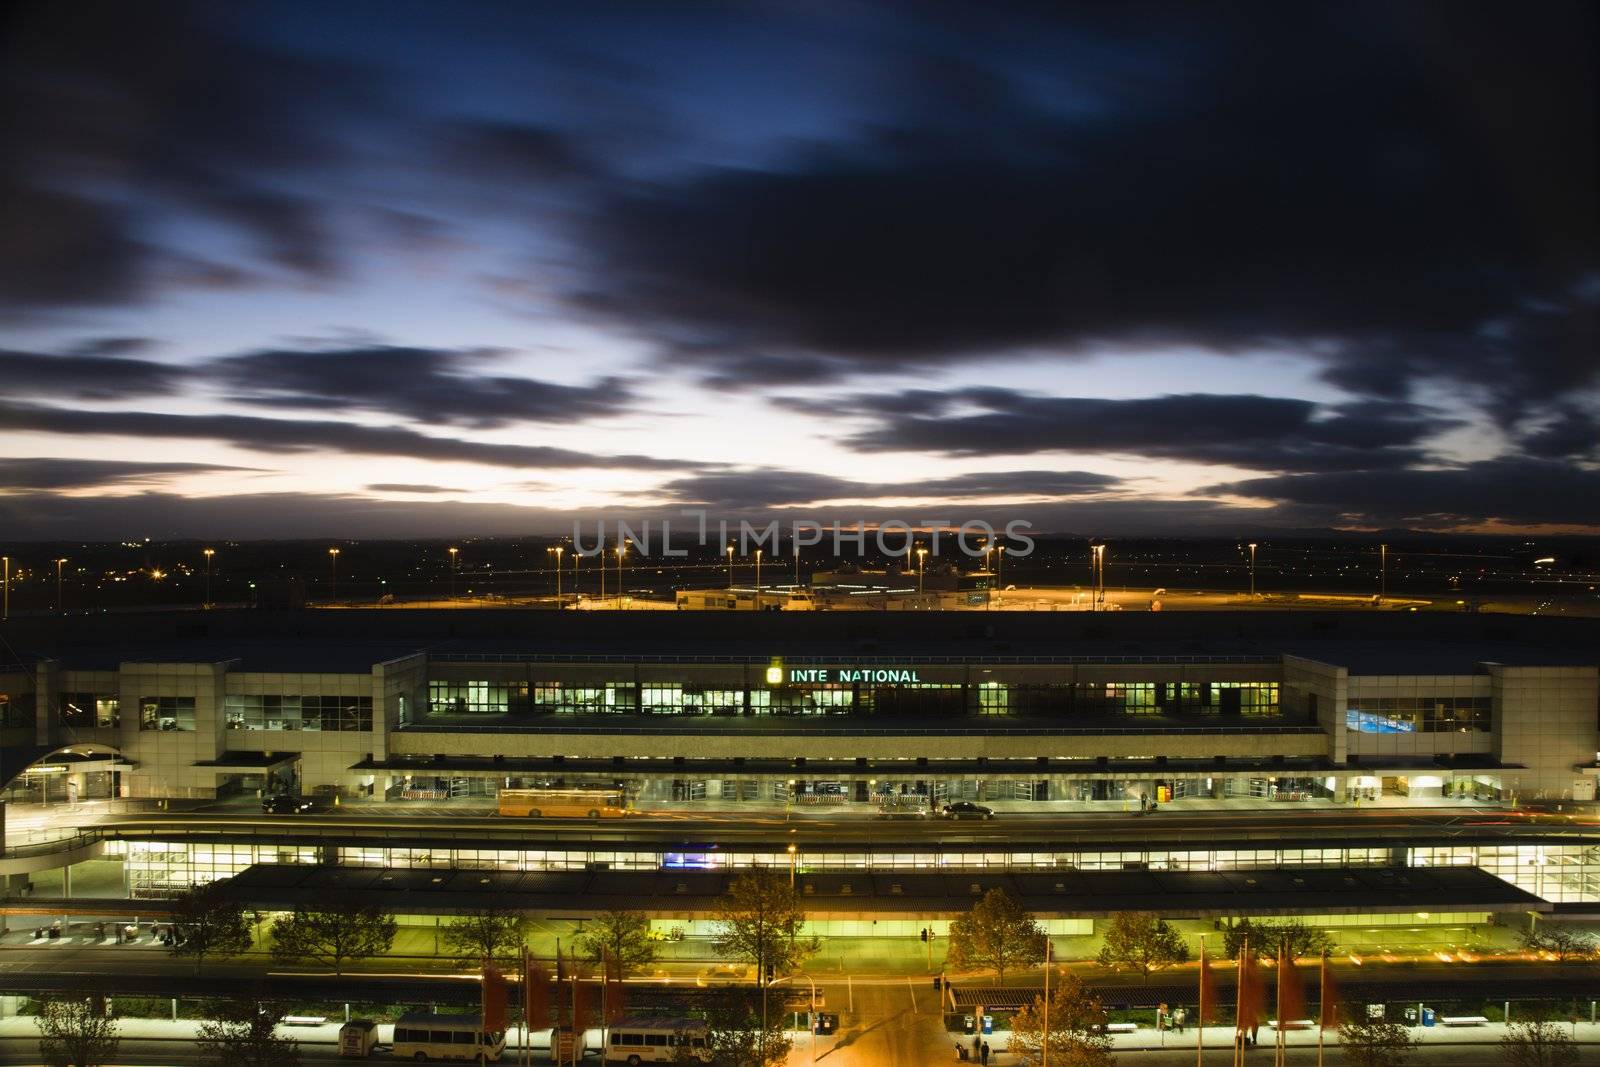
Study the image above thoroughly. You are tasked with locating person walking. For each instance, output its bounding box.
[980,1041,990,1065]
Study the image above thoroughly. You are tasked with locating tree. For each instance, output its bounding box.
[712,867,816,984]
[196,997,301,1067]
[37,995,120,1067]
[1095,912,1188,978]
[1501,1012,1581,1067]
[701,986,791,1067]
[269,892,397,974]
[947,887,1046,982]
[1339,1017,1417,1067]
[168,882,252,974]
[1008,973,1115,1067]
[1220,917,1333,960]
[1517,923,1596,961]
[576,908,658,976]
[441,905,534,965]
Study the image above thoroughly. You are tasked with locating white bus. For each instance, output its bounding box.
[604,1017,712,1064]
[392,1012,505,1062]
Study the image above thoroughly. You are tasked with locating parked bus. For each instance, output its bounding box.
[604,1017,711,1064]
[497,787,628,819]
[392,1012,505,1062]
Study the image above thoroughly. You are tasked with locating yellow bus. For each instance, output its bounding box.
[497,787,628,819]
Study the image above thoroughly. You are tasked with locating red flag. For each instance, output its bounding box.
[1236,944,1264,1035]
[1198,941,1217,1025]
[573,980,596,1033]
[482,963,509,1033]
[603,951,627,1023]
[1277,944,1306,1025]
[525,963,550,1030]
[1319,953,1340,1030]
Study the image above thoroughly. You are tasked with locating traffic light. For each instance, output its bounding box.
[920,928,929,942]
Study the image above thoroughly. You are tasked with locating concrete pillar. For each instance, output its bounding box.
[1212,777,1227,800]
[1333,777,1348,803]
[62,864,72,899]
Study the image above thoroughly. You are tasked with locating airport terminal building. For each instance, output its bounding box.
[5,609,1597,811]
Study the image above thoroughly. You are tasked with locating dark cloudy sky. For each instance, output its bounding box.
[2,0,1596,538]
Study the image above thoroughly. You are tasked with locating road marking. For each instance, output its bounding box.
[907,975,917,1013]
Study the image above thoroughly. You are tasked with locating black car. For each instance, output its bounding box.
[941,802,994,820]
[262,794,314,815]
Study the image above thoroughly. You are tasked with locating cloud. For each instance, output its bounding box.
[208,345,636,427]
[0,401,704,471]
[657,467,1119,510]
[567,2,1597,418]
[836,390,1457,472]
[0,347,185,400]
[365,483,468,494]
[0,0,387,308]
[0,457,257,491]
[1208,459,1600,528]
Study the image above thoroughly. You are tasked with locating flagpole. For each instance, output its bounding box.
[1317,951,1327,1067]
[1233,936,1247,1067]
[1274,944,1284,1067]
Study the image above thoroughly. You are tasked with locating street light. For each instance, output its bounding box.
[2,555,9,621]
[727,543,735,592]
[55,557,68,613]
[754,548,762,610]
[1091,542,1106,611]
[1248,542,1258,598]
[448,546,459,601]
[787,842,797,888]
[328,547,340,602]
[916,547,927,599]
[1380,542,1388,601]
[615,543,626,608]
[768,972,819,1066]
[996,545,1005,605]
[553,545,564,608]
[202,548,214,610]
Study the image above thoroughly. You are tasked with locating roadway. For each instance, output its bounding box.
[30,804,1600,852]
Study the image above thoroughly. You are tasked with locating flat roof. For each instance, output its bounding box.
[218,863,1547,918]
[6,608,1596,676]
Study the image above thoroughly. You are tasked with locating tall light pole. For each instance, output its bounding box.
[598,545,607,602]
[1379,542,1388,601]
[754,548,763,610]
[727,543,735,592]
[996,545,1005,606]
[55,557,67,613]
[615,543,626,608]
[2,555,9,621]
[448,546,459,601]
[553,545,564,608]
[1248,542,1258,598]
[573,549,580,604]
[202,548,214,609]
[916,546,927,598]
[793,538,800,588]
[1091,542,1106,610]
[328,547,340,602]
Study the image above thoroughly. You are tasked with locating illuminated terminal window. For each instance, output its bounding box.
[225,695,373,731]
[60,693,119,727]
[139,696,194,731]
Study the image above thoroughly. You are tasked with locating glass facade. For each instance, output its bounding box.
[140,696,195,731]
[60,693,119,727]
[424,674,1280,720]
[224,694,374,731]
[1346,697,1491,733]
[0,690,35,728]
